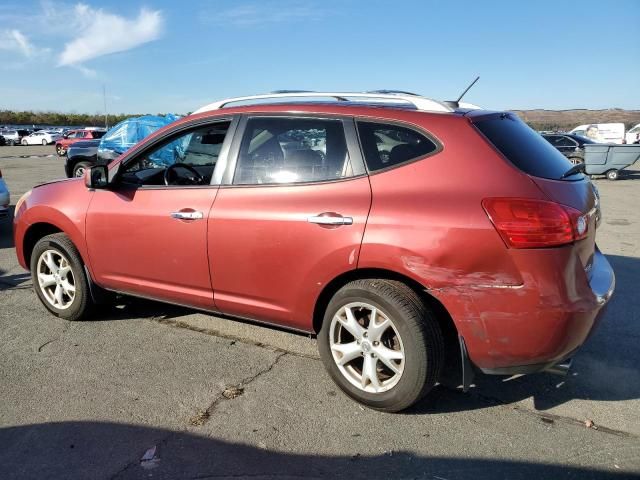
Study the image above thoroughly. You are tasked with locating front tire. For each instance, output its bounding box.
[30,233,93,321]
[56,145,66,156]
[318,279,444,412]
[21,139,28,146]
[72,162,91,178]
[606,169,619,181]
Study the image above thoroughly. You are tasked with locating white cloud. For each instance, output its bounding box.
[58,5,163,67]
[205,2,324,27]
[0,29,37,57]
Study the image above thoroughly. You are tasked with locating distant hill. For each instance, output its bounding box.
[512,109,640,132]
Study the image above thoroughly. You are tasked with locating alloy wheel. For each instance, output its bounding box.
[36,249,76,310]
[74,166,86,177]
[329,302,405,393]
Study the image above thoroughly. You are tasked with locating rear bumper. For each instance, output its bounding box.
[442,247,615,373]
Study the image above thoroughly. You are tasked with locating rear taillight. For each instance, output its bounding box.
[482,198,589,248]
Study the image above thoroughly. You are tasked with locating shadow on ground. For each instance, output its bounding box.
[0,421,631,480]
[2,221,638,418]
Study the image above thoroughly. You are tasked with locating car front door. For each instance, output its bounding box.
[85,118,236,309]
[209,115,371,331]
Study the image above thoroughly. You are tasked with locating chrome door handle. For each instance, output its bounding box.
[307,215,353,225]
[170,210,204,220]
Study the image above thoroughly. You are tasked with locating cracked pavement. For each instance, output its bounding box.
[1,151,639,479]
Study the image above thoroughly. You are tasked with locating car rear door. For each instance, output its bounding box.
[208,114,371,331]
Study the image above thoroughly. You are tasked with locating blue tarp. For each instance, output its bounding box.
[98,114,180,162]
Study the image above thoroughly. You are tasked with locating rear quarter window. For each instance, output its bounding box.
[356,121,440,172]
[476,114,575,180]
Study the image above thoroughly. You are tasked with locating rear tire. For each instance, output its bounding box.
[73,162,90,178]
[56,145,66,156]
[21,139,28,146]
[318,279,444,412]
[606,169,619,181]
[30,233,94,321]
[42,139,48,146]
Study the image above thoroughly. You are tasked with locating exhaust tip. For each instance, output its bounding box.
[546,358,573,376]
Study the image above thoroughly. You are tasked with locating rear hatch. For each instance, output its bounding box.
[472,112,598,272]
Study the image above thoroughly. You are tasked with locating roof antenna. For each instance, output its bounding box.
[445,76,480,109]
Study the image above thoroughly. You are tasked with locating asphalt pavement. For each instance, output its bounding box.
[1,146,639,479]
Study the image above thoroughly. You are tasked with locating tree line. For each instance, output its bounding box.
[1,109,637,133]
[0,110,172,127]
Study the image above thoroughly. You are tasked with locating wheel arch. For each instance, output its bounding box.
[22,222,64,268]
[312,268,460,370]
[313,268,458,344]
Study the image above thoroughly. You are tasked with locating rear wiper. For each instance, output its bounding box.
[560,162,586,179]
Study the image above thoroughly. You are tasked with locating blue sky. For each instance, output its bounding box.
[0,0,638,114]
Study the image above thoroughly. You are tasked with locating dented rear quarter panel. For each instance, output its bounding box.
[357,110,600,369]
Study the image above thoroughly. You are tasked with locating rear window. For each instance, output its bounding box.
[475,114,576,180]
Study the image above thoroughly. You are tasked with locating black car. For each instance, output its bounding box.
[541,133,597,165]
[65,139,124,177]
[65,139,101,178]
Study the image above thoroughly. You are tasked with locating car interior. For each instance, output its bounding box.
[357,122,437,171]
[233,118,352,185]
[119,122,231,186]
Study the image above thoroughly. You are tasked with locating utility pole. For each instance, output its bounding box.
[103,84,108,129]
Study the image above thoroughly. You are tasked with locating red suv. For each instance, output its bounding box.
[55,129,106,156]
[14,92,614,412]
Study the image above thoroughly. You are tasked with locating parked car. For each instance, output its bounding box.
[583,143,640,180]
[55,129,106,156]
[62,116,178,177]
[13,91,614,412]
[542,133,597,164]
[0,129,30,146]
[65,139,100,178]
[21,130,61,145]
[0,168,9,220]
[569,123,625,144]
[0,135,5,146]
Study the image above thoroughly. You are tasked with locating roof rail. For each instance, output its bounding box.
[192,91,455,114]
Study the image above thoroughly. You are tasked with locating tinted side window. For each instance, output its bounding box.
[357,122,439,172]
[234,117,351,185]
[554,136,577,147]
[475,114,574,180]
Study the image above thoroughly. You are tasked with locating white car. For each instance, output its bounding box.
[21,130,61,146]
[0,169,9,221]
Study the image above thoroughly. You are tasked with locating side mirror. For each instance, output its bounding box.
[85,165,109,189]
